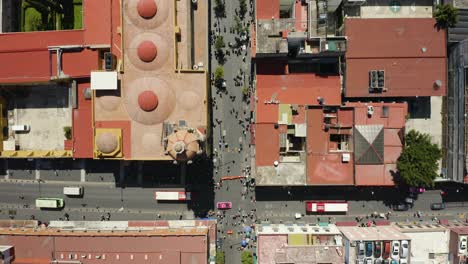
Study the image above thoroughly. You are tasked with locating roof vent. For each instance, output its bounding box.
[434,80,442,89]
[317,97,325,105]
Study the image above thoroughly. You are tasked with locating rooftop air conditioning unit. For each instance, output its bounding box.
[342,153,351,162]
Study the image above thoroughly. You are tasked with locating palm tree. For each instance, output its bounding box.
[434,4,459,29]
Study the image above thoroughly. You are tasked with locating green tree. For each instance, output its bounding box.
[396,130,442,187]
[214,66,224,81]
[63,126,72,140]
[242,86,249,98]
[216,251,225,264]
[214,0,226,18]
[434,4,459,29]
[241,251,253,264]
[215,36,225,51]
[234,16,246,34]
[239,0,248,18]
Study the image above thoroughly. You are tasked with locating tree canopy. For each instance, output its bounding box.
[214,66,224,82]
[396,130,442,187]
[241,251,253,264]
[434,4,459,29]
[215,36,225,51]
[216,251,225,264]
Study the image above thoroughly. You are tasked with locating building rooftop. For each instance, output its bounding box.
[255,100,407,186]
[345,18,446,97]
[257,223,341,235]
[257,224,344,264]
[338,226,410,242]
[0,220,216,264]
[0,0,208,161]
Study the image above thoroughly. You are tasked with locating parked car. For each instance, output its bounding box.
[393,204,409,211]
[400,259,408,264]
[365,241,373,257]
[400,240,409,258]
[460,236,467,254]
[409,187,425,193]
[374,259,382,264]
[383,241,391,259]
[390,260,398,264]
[357,241,365,258]
[374,241,382,258]
[216,201,232,209]
[404,197,414,204]
[430,203,446,210]
[391,241,400,260]
[356,260,364,264]
[382,259,390,264]
[365,258,372,264]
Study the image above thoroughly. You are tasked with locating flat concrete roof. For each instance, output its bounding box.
[338,226,410,242]
[257,223,341,235]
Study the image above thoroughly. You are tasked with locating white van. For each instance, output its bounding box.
[63,186,83,196]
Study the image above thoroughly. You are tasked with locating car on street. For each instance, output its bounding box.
[460,236,467,254]
[409,187,425,193]
[392,204,409,211]
[404,197,414,205]
[400,240,409,258]
[374,241,382,258]
[391,241,400,260]
[357,241,365,259]
[216,201,232,209]
[365,242,373,257]
[430,203,446,210]
[383,241,391,259]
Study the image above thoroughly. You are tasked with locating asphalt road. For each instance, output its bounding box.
[210,0,255,263]
[255,188,468,222]
[0,181,194,220]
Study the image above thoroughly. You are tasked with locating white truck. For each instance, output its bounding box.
[63,186,83,196]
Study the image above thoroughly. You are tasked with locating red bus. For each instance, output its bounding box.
[306,201,348,214]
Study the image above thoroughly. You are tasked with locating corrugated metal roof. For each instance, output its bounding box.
[354,125,384,164]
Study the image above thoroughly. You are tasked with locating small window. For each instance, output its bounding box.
[329,134,350,151]
[381,106,389,118]
[428,253,435,259]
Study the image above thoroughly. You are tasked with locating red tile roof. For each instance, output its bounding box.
[0,0,118,84]
[256,73,341,123]
[256,0,280,19]
[255,124,281,166]
[306,108,354,185]
[72,82,94,158]
[345,18,446,97]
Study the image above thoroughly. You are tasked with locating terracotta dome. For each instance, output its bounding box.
[138,90,159,112]
[137,0,158,19]
[96,133,118,154]
[166,130,200,161]
[137,41,158,62]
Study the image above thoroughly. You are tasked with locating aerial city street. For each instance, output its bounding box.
[0,0,466,263]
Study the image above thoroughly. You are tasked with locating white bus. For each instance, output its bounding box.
[63,186,83,196]
[154,190,191,201]
[306,201,348,214]
[35,198,64,209]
